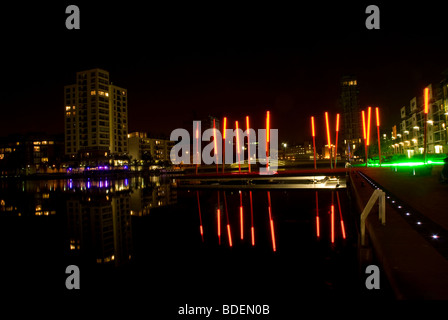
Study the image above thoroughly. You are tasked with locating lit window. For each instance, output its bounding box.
[41,157,48,163]
[99,91,104,96]
[105,92,109,97]
[66,106,71,111]
[34,146,40,152]
[42,141,47,145]
[66,111,71,117]
[91,90,96,95]
[33,141,41,145]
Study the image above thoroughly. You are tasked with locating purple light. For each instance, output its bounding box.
[124,165,128,170]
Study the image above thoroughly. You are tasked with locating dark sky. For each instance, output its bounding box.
[1,2,448,144]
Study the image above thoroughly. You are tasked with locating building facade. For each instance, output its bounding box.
[339,75,362,159]
[64,68,128,158]
[128,132,174,164]
[392,82,448,157]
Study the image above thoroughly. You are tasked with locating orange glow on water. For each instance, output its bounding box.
[331,205,335,244]
[227,224,233,247]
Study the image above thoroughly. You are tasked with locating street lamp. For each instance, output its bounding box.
[283,143,287,160]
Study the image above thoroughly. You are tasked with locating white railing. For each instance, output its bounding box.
[360,188,386,246]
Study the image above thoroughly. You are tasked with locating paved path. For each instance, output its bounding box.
[359,166,448,231]
[351,165,448,299]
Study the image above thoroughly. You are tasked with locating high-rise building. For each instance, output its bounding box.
[339,75,362,159]
[64,68,128,158]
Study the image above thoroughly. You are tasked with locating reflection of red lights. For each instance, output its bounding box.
[227,224,233,247]
[267,191,276,252]
[315,191,320,238]
[197,191,204,242]
[217,208,221,245]
[337,192,346,240]
[250,191,255,246]
[331,205,335,244]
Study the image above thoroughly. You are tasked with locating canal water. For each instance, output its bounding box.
[0,175,387,311]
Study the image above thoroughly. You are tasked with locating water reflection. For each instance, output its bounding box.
[0,176,178,267]
[194,189,350,252]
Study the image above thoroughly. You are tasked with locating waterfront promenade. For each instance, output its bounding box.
[351,165,448,299]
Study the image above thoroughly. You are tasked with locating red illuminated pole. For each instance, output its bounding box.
[197,191,204,242]
[424,87,429,164]
[366,107,372,166]
[325,112,333,169]
[239,191,244,240]
[195,122,199,175]
[375,107,381,166]
[311,116,317,170]
[223,191,232,247]
[236,121,241,173]
[336,191,346,240]
[362,110,368,167]
[222,117,227,174]
[266,111,270,171]
[267,191,276,252]
[213,119,219,174]
[246,116,251,173]
[250,191,255,246]
[334,113,340,168]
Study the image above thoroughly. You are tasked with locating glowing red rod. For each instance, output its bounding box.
[424,88,429,164]
[213,119,219,173]
[250,191,255,246]
[424,87,429,114]
[311,116,317,170]
[324,112,333,169]
[334,114,340,168]
[336,192,346,240]
[236,121,241,173]
[239,191,244,240]
[267,191,276,252]
[375,107,381,166]
[366,107,372,147]
[331,204,335,244]
[362,110,368,167]
[197,191,204,242]
[195,122,199,175]
[246,116,251,173]
[315,191,320,238]
[222,117,227,173]
[266,111,270,170]
[223,191,232,247]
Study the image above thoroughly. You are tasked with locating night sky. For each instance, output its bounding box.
[1,2,448,144]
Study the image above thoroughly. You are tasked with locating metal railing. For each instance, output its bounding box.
[360,188,386,246]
